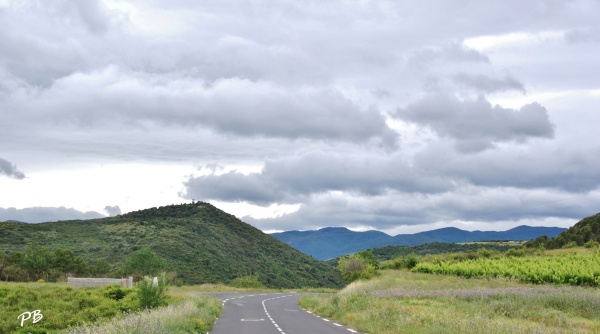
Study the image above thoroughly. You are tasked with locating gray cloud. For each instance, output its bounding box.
[73,0,111,34]
[104,205,122,216]
[0,157,26,179]
[183,151,455,205]
[0,207,104,223]
[564,29,600,44]
[2,68,397,148]
[1,0,599,234]
[453,73,525,94]
[415,143,600,193]
[395,95,555,152]
[244,188,598,233]
[407,43,489,69]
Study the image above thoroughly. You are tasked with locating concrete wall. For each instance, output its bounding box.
[67,277,133,288]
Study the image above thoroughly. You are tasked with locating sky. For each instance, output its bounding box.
[1,0,599,235]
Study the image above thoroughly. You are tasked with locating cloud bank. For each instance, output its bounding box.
[0,207,104,223]
[1,0,599,233]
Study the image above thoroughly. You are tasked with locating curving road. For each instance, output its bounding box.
[208,292,362,334]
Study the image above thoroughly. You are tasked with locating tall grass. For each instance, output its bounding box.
[300,270,600,333]
[61,297,221,334]
[0,281,222,334]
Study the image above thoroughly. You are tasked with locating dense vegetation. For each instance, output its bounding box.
[0,202,343,288]
[413,250,600,286]
[370,242,517,261]
[0,281,220,334]
[525,212,600,249]
[0,244,111,282]
[0,283,138,333]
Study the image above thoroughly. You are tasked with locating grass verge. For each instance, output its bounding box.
[60,296,222,334]
[299,270,600,334]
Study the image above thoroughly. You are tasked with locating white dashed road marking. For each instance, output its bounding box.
[215,293,363,334]
[301,306,362,333]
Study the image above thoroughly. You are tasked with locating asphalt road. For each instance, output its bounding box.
[208,292,363,334]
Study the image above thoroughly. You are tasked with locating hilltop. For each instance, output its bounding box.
[272,225,566,260]
[0,203,343,288]
[526,212,600,249]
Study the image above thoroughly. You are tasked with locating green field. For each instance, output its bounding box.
[413,249,600,286]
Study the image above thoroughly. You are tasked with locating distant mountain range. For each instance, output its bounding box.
[271,225,566,260]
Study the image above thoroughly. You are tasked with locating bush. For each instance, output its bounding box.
[104,285,130,301]
[230,273,265,289]
[505,248,525,257]
[136,274,169,309]
[380,257,404,270]
[402,254,420,269]
[338,255,377,282]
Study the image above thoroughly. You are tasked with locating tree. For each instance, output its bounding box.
[356,250,379,268]
[0,251,7,280]
[51,248,88,279]
[123,248,166,279]
[22,244,51,280]
[337,254,376,282]
[90,260,111,277]
[2,252,25,282]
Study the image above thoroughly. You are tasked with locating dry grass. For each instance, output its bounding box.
[300,270,600,334]
[61,297,221,334]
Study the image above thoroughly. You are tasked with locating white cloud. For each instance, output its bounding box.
[0,207,104,223]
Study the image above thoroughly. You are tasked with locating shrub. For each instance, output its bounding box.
[380,257,404,270]
[338,255,377,282]
[103,285,130,301]
[403,253,420,269]
[230,273,265,289]
[505,248,525,257]
[136,274,169,309]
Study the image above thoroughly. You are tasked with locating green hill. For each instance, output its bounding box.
[525,212,600,249]
[0,202,343,288]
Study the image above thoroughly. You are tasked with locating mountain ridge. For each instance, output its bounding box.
[271,225,566,260]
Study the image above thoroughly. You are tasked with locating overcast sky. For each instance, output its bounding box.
[1,0,599,235]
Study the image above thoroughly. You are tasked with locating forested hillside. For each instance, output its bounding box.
[526,212,600,249]
[0,203,343,288]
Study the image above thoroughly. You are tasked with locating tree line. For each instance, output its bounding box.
[0,244,111,282]
[0,244,169,282]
